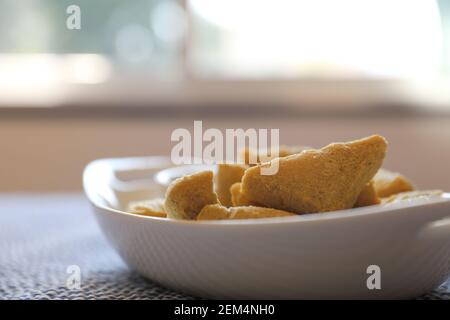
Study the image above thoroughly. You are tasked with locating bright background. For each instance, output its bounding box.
[1,0,450,191]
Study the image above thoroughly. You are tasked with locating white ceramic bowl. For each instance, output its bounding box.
[83,156,450,299]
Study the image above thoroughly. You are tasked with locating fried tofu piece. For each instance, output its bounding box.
[241,135,387,214]
[196,204,230,220]
[354,181,381,208]
[230,206,295,219]
[373,168,414,198]
[127,198,167,218]
[239,145,310,165]
[164,171,219,220]
[215,163,247,207]
[382,190,443,204]
[197,204,295,221]
[230,182,256,206]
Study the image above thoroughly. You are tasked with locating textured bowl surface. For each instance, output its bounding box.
[83,156,450,299]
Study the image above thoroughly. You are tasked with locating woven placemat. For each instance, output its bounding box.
[0,193,448,300]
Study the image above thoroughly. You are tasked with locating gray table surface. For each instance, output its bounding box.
[0,193,448,300]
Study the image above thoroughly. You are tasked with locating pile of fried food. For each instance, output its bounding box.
[128,135,442,220]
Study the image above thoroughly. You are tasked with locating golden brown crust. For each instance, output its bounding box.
[197,204,295,221]
[239,145,311,165]
[230,182,257,206]
[354,181,381,207]
[127,198,167,217]
[373,168,414,198]
[196,204,230,220]
[229,206,295,219]
[164,171,219,220]
[215,163,247,207]
[241,135,387,214]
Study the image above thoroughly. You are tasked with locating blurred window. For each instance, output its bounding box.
[0,0,446,78]
[0,0,448,108]
[188,0,443,79]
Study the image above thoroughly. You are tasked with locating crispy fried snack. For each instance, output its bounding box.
[197,204,295,221]
[230,206,295,219]
[241,135,387,214]
[128,198,167,217]
[382,190,442,204]
[164,171,219,220]
[215,163,247,207]
[239,145,310,165]
[354,181,381,207]
[196,204,230,220]
[373,168,414,198]
[230,182,256,206]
